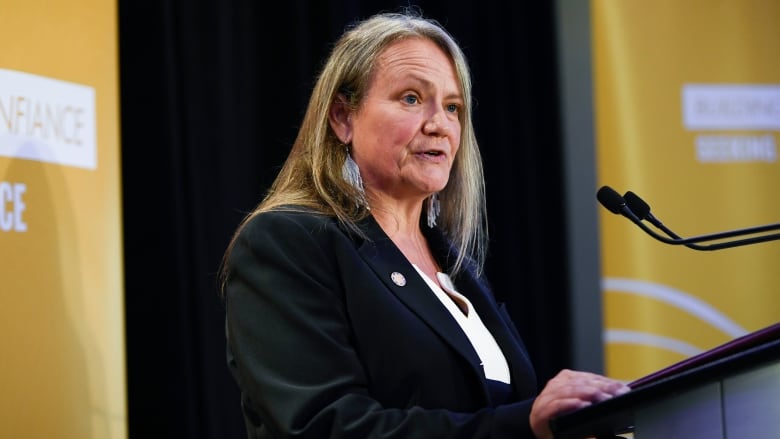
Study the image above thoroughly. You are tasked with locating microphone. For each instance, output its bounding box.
[596,186,681,245]
[596,185,780,250]
[622,191,709,250]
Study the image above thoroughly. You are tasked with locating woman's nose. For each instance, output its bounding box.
[422,107,450,136]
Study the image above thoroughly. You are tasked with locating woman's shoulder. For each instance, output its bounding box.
[244,205,337,231]
[237,205,372,248]
[224,207,346,279]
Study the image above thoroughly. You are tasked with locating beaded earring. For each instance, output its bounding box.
[427,192,440,228]
[341,144,369,209]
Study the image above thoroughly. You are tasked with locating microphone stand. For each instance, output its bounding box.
[597,186,780,251]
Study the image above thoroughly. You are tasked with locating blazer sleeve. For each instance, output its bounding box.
[224,211,536,438]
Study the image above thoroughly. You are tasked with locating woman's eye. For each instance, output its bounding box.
[403,95,418,105]
[446,104,459,113]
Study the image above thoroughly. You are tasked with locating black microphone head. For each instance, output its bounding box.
[596,186,626,214]
[624,191,651,220]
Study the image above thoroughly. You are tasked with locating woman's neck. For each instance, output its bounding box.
[372,206,441,284]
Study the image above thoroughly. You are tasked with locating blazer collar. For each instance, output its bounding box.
[355,216,483,369]
[353,215,537,401]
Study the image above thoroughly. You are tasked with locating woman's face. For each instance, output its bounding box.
[346,38,462,205]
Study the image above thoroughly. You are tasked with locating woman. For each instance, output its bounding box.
[221,10,628,439]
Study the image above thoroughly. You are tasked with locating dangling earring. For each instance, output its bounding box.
[427,192,440,228]
[341,144,369,209]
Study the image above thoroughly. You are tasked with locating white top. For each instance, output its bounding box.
[412,265,511,384]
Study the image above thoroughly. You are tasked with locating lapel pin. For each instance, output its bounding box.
[390,272,406,287]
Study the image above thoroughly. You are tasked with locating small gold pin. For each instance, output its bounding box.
[390,272,406,287]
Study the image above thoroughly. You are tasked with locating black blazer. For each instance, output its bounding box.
[225,209,538,438]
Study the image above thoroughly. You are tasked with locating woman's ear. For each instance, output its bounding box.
[328,93,353,144]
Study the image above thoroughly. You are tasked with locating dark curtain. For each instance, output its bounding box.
[119,1,570,437]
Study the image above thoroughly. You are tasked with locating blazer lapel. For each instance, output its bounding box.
[423,223,539,399]
[453,272,538,399]
[354,217,485,378]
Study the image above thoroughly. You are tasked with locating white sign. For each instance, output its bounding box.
[0,68,97,170]
[682,84,780,131]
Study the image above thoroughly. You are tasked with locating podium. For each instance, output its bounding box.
[549,322,780,439]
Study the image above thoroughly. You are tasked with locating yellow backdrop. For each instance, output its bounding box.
[0,1,126,437]
[593,0,780,382]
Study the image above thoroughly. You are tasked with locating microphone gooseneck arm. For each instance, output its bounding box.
[596,185,780,251]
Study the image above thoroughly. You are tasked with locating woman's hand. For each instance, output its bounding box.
[529,369,631,439]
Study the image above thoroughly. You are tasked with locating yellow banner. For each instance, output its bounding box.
[593,0,780,381]
[0,1,126,437]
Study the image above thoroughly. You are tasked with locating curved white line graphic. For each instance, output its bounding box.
[605,329,704,357]
[603,277,748,338]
